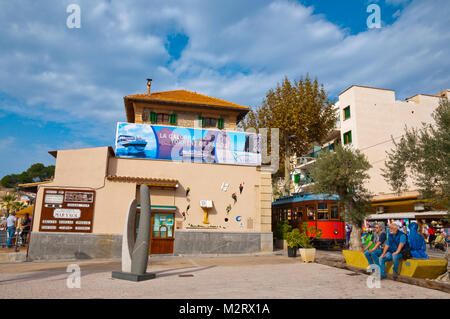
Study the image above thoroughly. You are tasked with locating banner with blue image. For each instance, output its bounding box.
[115,122,261,166]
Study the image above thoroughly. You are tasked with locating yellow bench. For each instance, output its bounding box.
[342,250,448,279]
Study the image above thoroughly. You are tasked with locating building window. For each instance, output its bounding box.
[199,116,218,128]
[307,206,315,221]
[343,131,352,145]
[330,206,339,219]
[157,113,170,124]
[142,108,157,123]
[343,106,351,120]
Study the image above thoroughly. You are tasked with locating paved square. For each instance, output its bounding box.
[0,255,448,299]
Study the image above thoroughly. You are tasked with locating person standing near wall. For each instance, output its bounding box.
[6,212,17,248]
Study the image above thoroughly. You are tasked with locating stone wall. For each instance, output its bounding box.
[27,231,273,261]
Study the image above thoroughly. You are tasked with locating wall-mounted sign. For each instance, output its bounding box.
[39,188,95,233]
[115,122,261,166]
[200,200,213,208]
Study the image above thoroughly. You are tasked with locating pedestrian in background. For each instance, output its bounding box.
[6,212,17,248]
[345,223,352,248]
[428,224,436,249]
[408,222,429,259]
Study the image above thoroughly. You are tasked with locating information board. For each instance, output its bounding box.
[39,188,95,233]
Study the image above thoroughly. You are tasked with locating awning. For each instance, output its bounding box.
[365,211,448,220]
[106,175,179,188]
[14,205,34,218]
[137,205,177,212]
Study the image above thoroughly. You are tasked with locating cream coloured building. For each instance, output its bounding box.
[291,85,448,218]
[28,83,273,260]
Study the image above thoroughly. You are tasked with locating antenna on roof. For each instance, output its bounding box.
[146,78,152,95]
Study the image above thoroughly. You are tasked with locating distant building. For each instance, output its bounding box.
[291,85,449,226]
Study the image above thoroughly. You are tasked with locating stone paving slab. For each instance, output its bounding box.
[0,256,448,299]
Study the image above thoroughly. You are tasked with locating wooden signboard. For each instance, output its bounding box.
[39,188,95,233]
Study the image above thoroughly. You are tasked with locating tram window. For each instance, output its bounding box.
[307,206,315,220]
[318,203,327,211]
[317,212,329,220]
[331,206,339,219]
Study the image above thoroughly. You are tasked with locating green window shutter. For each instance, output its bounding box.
[344,131,352,145]
[170,113,177,125]
[150,112,157,123]
[217,118,224,129]
[294,174,300,184]
[344,106,350,120]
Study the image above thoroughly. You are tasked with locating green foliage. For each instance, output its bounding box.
[298,223,322,249]
[240,74,337,192]
[1,163,55,188]
[285,228,302,248]
[310,144,372,226]
[1,193,19,216]
[274,220,292,240]
[382,98,450,220]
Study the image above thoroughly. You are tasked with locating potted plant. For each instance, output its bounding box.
[298,222,322,263]
[274,220,292,250]
[285,228,302,257]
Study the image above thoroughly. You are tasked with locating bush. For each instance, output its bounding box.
[298,223,322,248]
[285,228,302,248]
[274,220,292,240]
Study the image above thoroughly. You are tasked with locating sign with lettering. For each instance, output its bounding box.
[39,188,95,233]
[115,122,261,166]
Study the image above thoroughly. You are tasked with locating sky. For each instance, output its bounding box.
[0,0,449,178]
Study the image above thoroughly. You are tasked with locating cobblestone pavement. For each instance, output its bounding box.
[0,254,448,299]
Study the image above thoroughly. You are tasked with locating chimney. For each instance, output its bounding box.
[146,78,152,95]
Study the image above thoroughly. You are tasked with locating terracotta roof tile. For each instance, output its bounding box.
[125,90,248,110]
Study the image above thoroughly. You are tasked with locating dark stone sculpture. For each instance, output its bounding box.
[112,184,155,281]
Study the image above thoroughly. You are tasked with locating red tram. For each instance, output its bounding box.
[272,193,345,248]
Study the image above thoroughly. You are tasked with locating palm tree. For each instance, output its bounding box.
[12,201,26,213]
[1,194,18,217]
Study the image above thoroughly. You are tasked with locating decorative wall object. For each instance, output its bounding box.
[239,183,244,194]
[221,182,229,191]
[232,193,237,204]
[186,187,190,197]
[226,204,232,215]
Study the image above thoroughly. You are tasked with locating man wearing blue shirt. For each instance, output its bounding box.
[379,222,406,279]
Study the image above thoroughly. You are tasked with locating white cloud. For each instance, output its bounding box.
[0,0,448,126]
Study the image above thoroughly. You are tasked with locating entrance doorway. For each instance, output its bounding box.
[150,212,174,254]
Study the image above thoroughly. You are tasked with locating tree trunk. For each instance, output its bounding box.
[349,223,363,251]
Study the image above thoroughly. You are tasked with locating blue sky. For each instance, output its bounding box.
[0,0,449,178]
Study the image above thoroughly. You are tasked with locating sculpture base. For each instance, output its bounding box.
[111,271,156,282]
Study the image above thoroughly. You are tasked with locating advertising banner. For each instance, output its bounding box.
[115,122,261,166]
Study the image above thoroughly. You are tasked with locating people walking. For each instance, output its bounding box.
[379,222,407,280]
[6,212,17,248]
[363,222,387,268]
[408,222,429,259]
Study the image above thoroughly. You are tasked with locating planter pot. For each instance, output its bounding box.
[299,248,316,263]
[287,246,297,257]
[275,239,288,250]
